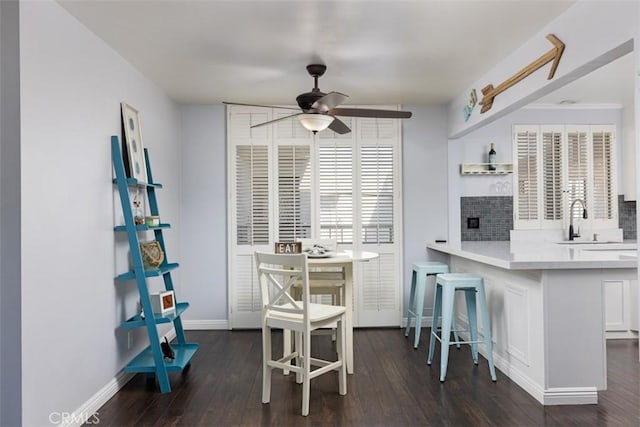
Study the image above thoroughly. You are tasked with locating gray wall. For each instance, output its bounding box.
[20,2,181,424]
[402,105,450,313]
[179,105,228,325]
[0,1,21,426]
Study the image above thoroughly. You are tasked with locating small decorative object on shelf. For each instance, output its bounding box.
[150,290,175,314]
[132,192,144,225]
[140,240,164,269]
[161,337,175,360]
[488,143,496,171]
[145,215,160,227]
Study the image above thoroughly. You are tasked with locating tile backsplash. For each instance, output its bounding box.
[618,195,637,240]
[461,196,513,241]
[461,195,637,241]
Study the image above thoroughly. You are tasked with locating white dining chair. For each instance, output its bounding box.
[254,251,347,416]
[296,238,345,305]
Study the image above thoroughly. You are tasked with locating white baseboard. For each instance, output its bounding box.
[182,319,229,330]
[542,387,598,405]
[402,316,433,328]
[59,370,135,427]
[62,319,231,427]
[60,330,177,427]
[456,328,599,406]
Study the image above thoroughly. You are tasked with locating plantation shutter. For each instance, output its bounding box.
[355,120,401,327]
[229,105,403,328]
[235,145,270,245]
[566,126,589,225]
[541,126,563,226]
[318,144,354,244]
[360,144,394,244]
[513,126,540,228]
[512,124,618,235]
[590,125,617,226]
[231,143,271,327]
[277,145,312,241]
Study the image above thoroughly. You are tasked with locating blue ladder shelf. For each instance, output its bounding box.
[112,135,198,393]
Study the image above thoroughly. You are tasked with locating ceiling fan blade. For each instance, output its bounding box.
[327,117,351,135]
[330,108,412,119]
[250,112,303,128]
[311,92,349,112]
[223,101,298,111]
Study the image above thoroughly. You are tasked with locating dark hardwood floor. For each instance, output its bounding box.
[90,329,640,426]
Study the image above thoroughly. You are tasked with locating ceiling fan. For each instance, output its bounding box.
[223,64,412,134]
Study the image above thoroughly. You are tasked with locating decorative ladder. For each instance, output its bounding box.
[112,135,198,393]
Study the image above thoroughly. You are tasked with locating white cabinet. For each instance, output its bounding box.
[604,278,638,338]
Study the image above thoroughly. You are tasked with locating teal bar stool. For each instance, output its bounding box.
[405,261,456,349]
[427,273,496,382]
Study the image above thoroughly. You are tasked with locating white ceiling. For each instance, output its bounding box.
[57,0,625,108]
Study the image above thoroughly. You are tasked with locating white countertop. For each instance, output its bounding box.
[426,240,638,270]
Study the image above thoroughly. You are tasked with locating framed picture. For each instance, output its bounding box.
[150,290,175,314]
[121,103,148,183]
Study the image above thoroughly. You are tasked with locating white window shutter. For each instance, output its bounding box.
[541,125,564,226]
[231,253,261,327]
[357,253,400,326]
[360,144,394,244]
[590,125,617,227]
[229,110,270,140]
[275,111,310,139]
[228,105,403,329]
[235,145,270,245]
[566,125,589,226]
[318,144,354,243]
[513,125,540,229]
[359,118,396,140]
[277,145,312,241]
[513,123,618,235]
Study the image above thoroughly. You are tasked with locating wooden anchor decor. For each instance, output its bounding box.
[479,34,565,113]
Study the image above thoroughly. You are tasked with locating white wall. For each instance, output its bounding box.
[20,1,181,425]
[401,105,450,311]
[178,105,228,327]
[0,1,22,426]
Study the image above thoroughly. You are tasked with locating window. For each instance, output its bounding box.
[513,124,617,232]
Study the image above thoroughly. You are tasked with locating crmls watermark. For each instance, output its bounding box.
[48,411,100,425]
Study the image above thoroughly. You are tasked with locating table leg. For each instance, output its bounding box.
[344,262,354,374]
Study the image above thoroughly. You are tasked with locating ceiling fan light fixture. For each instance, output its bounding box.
[298,113,334,132]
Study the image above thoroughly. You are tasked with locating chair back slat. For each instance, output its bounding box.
[255,251,310,320]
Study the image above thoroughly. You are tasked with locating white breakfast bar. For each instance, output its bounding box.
[426,240,637,405]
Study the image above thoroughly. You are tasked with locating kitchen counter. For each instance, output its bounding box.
[426,240,637,269]
[426,239,638,406]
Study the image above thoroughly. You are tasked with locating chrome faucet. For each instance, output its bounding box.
[568,199,588,241]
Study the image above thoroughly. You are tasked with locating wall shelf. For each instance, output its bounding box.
[460,163,513,175]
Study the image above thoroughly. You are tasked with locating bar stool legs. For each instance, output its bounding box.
[405,268,429,348]
[405,262,457,349]
[427,273,496,382]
